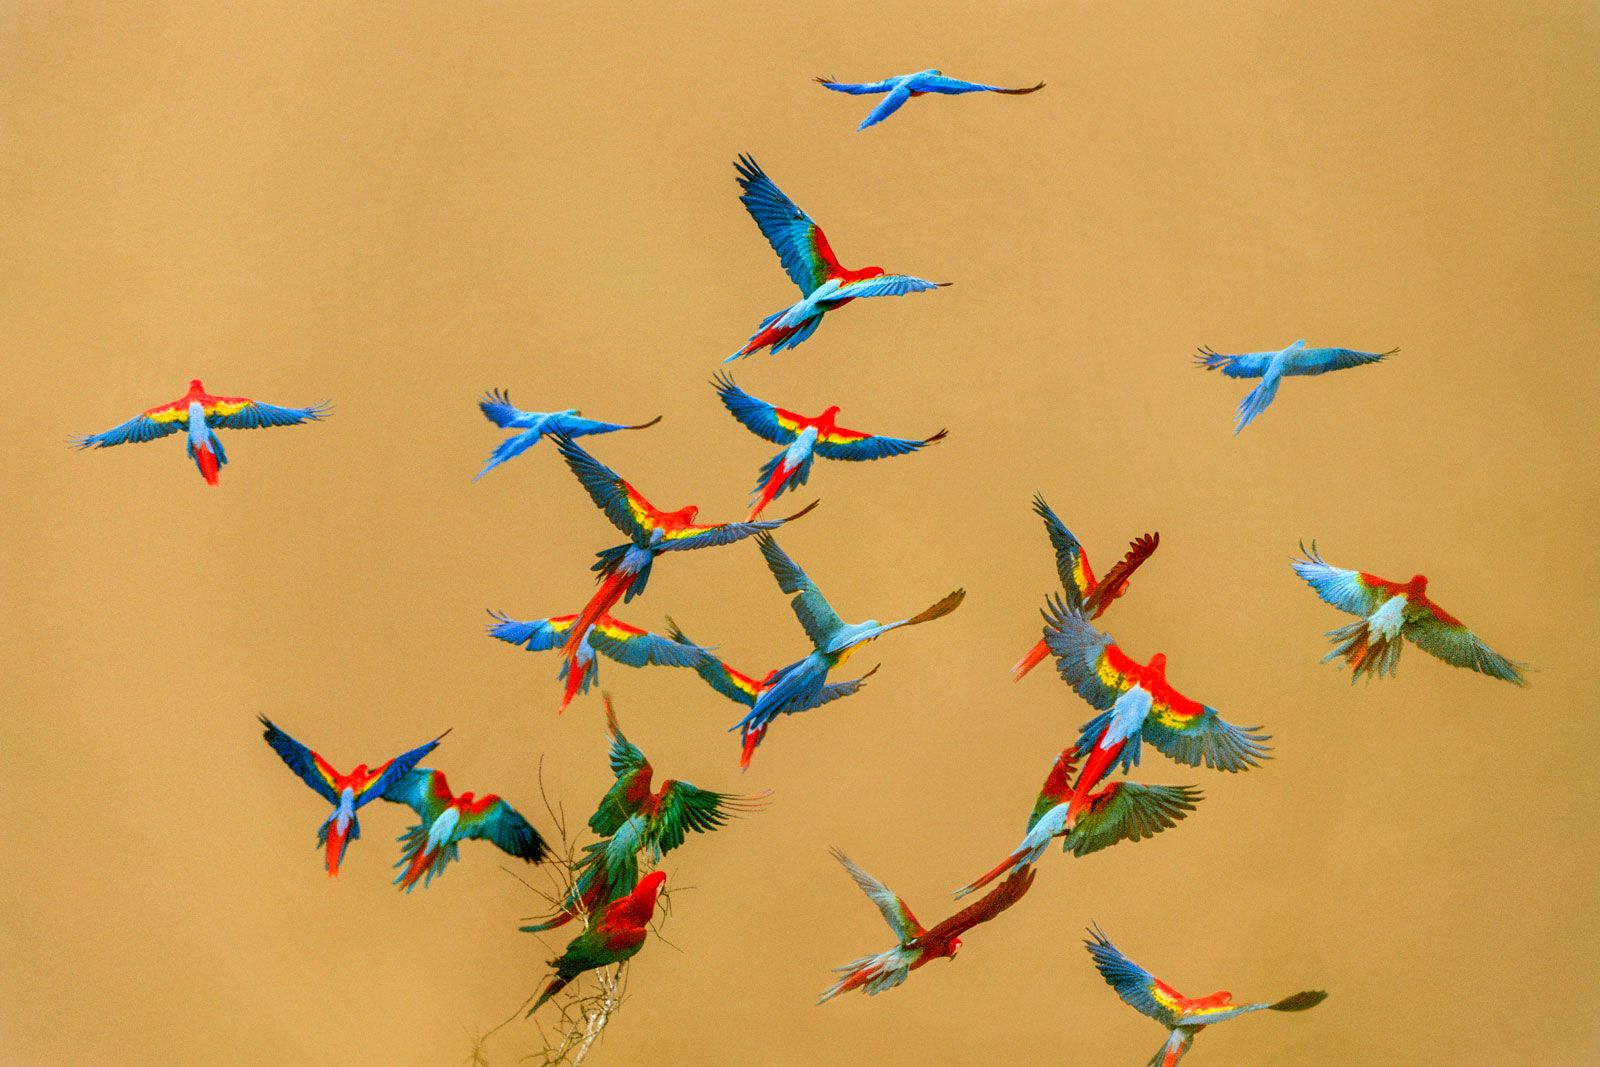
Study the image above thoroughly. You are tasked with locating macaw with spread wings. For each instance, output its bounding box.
[72,379,328,484]
[381,769,547,892]
[1194,340,1396,434]
[486,609,715,712]
[816,70,1044,130]
[474,389,659,480]
[665,617,880,722]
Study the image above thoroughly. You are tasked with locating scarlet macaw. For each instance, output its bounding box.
[71,379,328,485]
[817,849,1034,1003]
[530,870,666,1014]
[381,768,547,891]
[258,715,444,877]
[1292,541,1528,685]
[486,610,715,712]
[816,70,1045,131]
[952,747,1201,898]
[732,534,963,769]
[1194,340,1396,434]
[664,617,880,724]
[712,372,946,520]
[1043,596,1269,828]
[1012,495,1158,681]
[474,389,659,480]
[726,155,947,361]
[1085,925,1327,1066]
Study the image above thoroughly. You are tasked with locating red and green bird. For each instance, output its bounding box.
[953,747,1201,898]
[1012,495,1158,681]
[712,372,946,520]
[817,848,1034,1003]
[380,768,548,892]
[1085,925,1327,1066]
[530,869,666,1014]
[1292,541,1529,685]
[71,379,329,485]
[1043,597,1269,829]
[258,715,445,877]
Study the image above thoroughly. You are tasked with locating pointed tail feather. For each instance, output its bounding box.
[558,658,593,713]
[1322,620,1402,682]
[952,847,1029,899]
[529,975,572,1015]
[746,459,794,522]
[1010,638,1050,681]
[316,813,359,877]
[1232,371,1282,434]
[562,571,636,656]
[738,725,766,771]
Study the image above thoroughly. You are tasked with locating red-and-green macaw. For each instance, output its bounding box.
[486,609,716,712]
[727,155,948,361]
[530,870,666,1014]
[1043,597,1269,829]
[1292,541,1529,685]
[474,389,660,480]
[953,747,1201,898]
[817,849,1034,1003]
[1086,925,1327,1066]
[815,70,1045,131]
[381,768,547,892]
[1012,495,1159,681]
[71,379,329,485]
[258,715,445,877]
[712,372,946,520]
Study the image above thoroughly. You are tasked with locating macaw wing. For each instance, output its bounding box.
[1291,542,1384,616]
[918,74,1045,95]
[1193,346,1276,378]
[477,388,536,428]
[71,410,185,449]
[830,848,925,945]
[896,588,967,629]
[658,503,816,552]
[547,413,661,437]
[856,87,915,130]
[258,715,341,804]
[380,767,454,820]
[459,798,547,861]
[360,733,448,805]
[757,533,845,648]
[1291,347,1396,376]
[1406,609,1529,685]
[1031,496,1094,605]
[602,701,649,780]
[814,76,896,95]
[1042,596,1136,709]
[1180,991,1326,1025]
[664,618,761,706]
[1027,749,1080,832]
[924,866,1035,942]
[831,274,944,300]
[813,425,946,462]
[813,664,879,708]
[1084,926,1185,1028]
[734,154,837,294]
[552,434,651,541]
[486,612,578,651]
[711,372,796,444]
[650,781,765,856]
[1068,783,1203,858]
[1083,533,1159,616]
[1141,699,1270,772]
[589,617,712,669]
[203,396,329,429]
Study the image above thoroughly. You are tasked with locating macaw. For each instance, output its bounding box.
[1012,495,1159,681]
[726,155,947,361]
[732,534,964,769]
[1292,541,1528,685]
[381,768,547,892]
[530,870,666,1014]
[817,849,1034,1003]
[1194,340,1396,434]
[712,372,947,520]
[486,609,716,713]
[474,389,660,480]
[952,747,1201,898]
[71,379,329,485]
[551,434,816,671]
[258,715,444,877]
[664,617,880,723]
[1043,596,1269,828]
[815,70,1045,130]
[1085,925,1327,1066]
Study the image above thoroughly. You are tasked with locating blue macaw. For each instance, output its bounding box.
[1194,340,1396,434]
[816,70,1045,130]
[475,389,659,480]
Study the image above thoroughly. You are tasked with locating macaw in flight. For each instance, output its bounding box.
[732,534,964,769]
[71,379,329,484]
[1292,541,1528,685]
[952,746,1201,898]
[726,155,947,361]
[1085,925,1327,1067]
[1012,495,1158,681]
[816,70,1045,130]
[1194,340,1396,434]
[474,389,660,480]
[258,715,445,876]
[712,372,947,520]
[381,768,547,892]
[486,609,715,713]
[817,848,1034,1003]
[665,616,880,725]
[530,870,666,1015]
[1043,596,1270,828]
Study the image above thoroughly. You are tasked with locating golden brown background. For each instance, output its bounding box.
[3,2,1597,1064]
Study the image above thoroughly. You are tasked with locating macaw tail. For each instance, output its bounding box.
[952,847,1028,900]
[393,836,456,893]
[1232,370,1282,435]
[1065,740,1126,829]
[316,812,360,877]
[1149,1029,1195,1067]
[738,724,767,772]
[726,312,824,363]
[1322,620,1403,683]
[528,974,572,1015]
[562,570,637,657]
[1010,638,1050,682]
[816,959,878,1004]
[557,658,593,713]
[187,430,227,485]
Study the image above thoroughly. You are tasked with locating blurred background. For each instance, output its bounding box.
[2,2,1597,1064]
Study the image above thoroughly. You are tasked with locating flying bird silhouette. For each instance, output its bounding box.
[381,768,547,891]
[486,609,715,712]
[1195,340,1396,434]
[474,389,659,480]
[816,70,1044,130]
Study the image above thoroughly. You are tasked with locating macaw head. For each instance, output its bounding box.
[668,505,699,525]
[1194,989,1232,1008]
[186,379,206,393]
[1408,575,1429,594]
[1144,652,1168,681]
[455,791,475,808]
[946,937,963,959]
[637,870,667,898]
[349,763,370,782]
[819,405,843,422]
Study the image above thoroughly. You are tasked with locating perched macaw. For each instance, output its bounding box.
[665,617,880,720]
[1012,495,1159,682]
[381,768,547,892]
[712,372,947,520]
[726,155,947,361]
[952,747,1201,898]
[486,609,715,713]
[474,389,660,481]
[258,715,444,877]
[530,870,666,1014]
[1085,925,1327,1067]
[817,848,1034,1003]
[1292,541,1528,685]
[71,379,329,485]
[551,434,816,672]
[732,534,964,769]
[1194,340,1396,434]
[1043,597,1269,828]
[816,70,1045,130]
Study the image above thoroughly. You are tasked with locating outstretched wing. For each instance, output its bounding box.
[202,395,330,430]
[486,611,579,651]
[830,847,925,945]
[1083,533,1159,617]
[1406,604,1529,686]
[664,618,763,707]
[258,715,340,804]
[359,733,446,805]
[71,407,187,449]
[856,87,915,130]
[1291,541,1386,617]
[757,533,845,649]
[814,424,947,463]
[924,866,1035,942]
[458,798,547,862]
[1194,346,1277,378]
[650,781,768,856]
[1140,690,1270,772]
[1289,347,1396,376]
[1180,990,1328,1025]
[1068,783,1203,857]
[916,74,1045,95]
[603,700,649,781]
[1032,496,1094,606]
[831,274,945,300]
[1084,926,1185,1027]
[547,413,661,437]
[1042,596,1137,709]
[711,372,798,445]
[477,388,536,428]
[658,501,816,553]
[589,617,713,669]
[552,434,654,542]
[380,767,453,821]
[814,76,895,95]
[734,154,838,294]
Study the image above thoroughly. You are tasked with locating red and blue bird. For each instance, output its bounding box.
[381,768,547,891]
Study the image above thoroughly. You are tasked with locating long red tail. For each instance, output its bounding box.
[195,446,220,486]
[558,659,591,714]
[738,725,766,771]
[738,321,801,359]
[746,462,793,522]
[324,825,348,878]
[561,571,636,657]
[1010,639,1050,681]
[1066,740,1124,828]
[955,848,1024,898]
[396,845,434,891]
